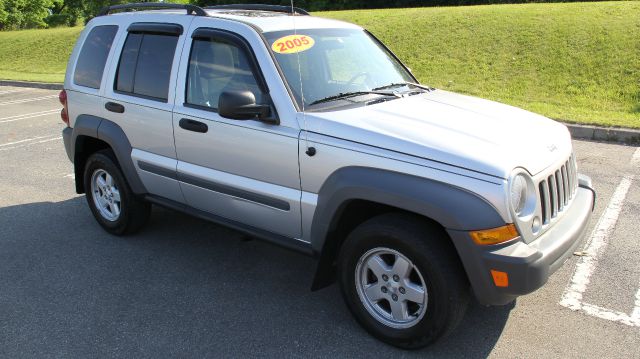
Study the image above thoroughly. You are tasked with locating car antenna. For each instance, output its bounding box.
[291,0,315,157]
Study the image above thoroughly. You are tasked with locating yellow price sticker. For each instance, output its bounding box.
[271,35,315,54]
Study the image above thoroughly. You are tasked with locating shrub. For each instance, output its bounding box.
[44,14,74,27]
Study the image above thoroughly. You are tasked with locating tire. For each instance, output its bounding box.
[83,149,150,235]
[338,213,470,349]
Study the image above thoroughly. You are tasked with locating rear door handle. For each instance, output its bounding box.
[179,118,208,133]
[105,102,125,113]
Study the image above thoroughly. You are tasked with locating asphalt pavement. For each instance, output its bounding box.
[0,85,638,358]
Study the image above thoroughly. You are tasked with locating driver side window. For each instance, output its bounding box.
[186,38,263,110]
[324,37,369,86]
[326,47,361,84]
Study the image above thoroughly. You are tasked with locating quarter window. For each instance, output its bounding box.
[115,32,179,102]
[73,25,118,89]
[186,38,263,110]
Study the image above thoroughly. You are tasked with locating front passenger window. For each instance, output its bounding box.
[186,38,263,110]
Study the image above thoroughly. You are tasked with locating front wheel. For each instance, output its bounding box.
[355,247,429,330]
[338,213,470,349]
[83,150,150,235]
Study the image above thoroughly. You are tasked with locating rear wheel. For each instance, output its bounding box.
[83,150,150,235]
[338,213,470,349]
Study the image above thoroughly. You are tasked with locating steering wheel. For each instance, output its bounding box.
[346,72,372,88]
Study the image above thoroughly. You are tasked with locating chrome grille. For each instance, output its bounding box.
[538,154,578,225]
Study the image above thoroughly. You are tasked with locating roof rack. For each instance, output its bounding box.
[205,4,309,16]
[97,2,207,17]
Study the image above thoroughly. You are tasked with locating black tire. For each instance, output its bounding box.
[83,149,150,235]
[338,213,470,349]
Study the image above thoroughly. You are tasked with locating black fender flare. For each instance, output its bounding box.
[71,115,146,195]
[310,166,506,290]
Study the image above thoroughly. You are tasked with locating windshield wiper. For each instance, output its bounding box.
[309,91,400,106]
[372,82,434,92]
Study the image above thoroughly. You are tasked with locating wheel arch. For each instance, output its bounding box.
[310,166,506,290]
[71,114,146,195]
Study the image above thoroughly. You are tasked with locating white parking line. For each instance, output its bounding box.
[0,135,61,151]
[0,95,58,106]
[0,135,53,147]
[577,296,640,327]
[560,162,638,327]
[0,109,60,123]
[629,149,640,324]
[0,89,27,95]
[632,287,640,321]
[632,147,640,166]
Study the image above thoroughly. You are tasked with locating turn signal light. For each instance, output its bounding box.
[469,224,519,245]
[490,270,509,287]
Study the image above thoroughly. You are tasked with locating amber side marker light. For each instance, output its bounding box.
[490,270,509,287]
[469,224,519,245]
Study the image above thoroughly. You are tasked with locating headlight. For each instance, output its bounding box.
[509,169,539,241]
[509,171,536,218]
[510,174,528,215]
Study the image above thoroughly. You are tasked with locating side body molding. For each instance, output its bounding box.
[71,114,146,195]
[310,166,506,290]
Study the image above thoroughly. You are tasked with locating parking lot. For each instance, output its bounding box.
[0,85,638,358]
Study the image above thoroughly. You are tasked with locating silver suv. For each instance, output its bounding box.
[60,3,595,349]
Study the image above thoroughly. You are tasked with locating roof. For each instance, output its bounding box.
[203,9,361,33]
[104,7,360,33]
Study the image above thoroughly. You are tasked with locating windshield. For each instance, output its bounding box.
[264,28,416,109]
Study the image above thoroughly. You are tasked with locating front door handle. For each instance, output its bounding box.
[105,102,125,113]
[179,118,208,133]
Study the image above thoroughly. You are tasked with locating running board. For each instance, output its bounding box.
[144,194,315,256]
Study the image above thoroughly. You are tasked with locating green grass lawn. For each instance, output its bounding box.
[0,26,81,83]
[319,2,640,128]
[0,1,638,128]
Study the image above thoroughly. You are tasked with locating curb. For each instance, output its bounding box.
[563,123,640,146]
[0,80,63,90]
[1,79,638,145]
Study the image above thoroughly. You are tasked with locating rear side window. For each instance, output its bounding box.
[73,25,118,89]
[115,32,179,102]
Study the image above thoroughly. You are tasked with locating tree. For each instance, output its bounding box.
[0,0,8,30]
[49,0,81,26]
[84,0,125,19]
[78,0,192,22]
[0,0,57,30]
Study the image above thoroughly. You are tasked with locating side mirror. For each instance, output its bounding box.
[218,90,273,122]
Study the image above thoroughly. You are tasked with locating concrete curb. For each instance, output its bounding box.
[1,79,638,145]
[0,80,63,90]
[564,123,640,146]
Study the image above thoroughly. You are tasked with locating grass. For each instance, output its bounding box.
[0,2,638,128]
[0,26,82,83]
[318,2,640,128]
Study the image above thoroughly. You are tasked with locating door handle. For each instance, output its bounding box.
[179,118,208,133]
[105,102,125,113]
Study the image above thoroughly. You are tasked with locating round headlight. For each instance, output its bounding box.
[510,174,528,215]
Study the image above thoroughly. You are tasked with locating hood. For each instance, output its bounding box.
[304,90,572,179]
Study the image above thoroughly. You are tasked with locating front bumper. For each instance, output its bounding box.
[449,177,595,305]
